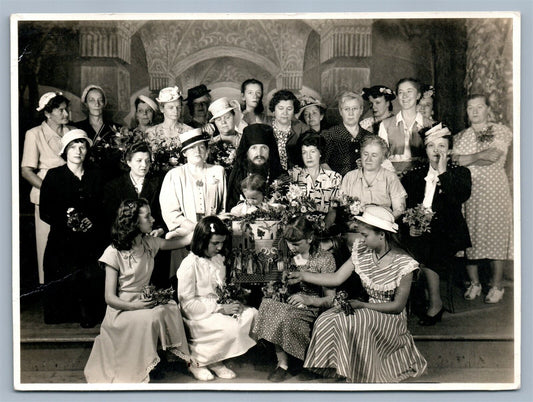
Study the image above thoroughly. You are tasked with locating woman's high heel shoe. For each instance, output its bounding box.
[418,308,444,326]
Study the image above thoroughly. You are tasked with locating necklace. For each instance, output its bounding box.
[373,247,391,263]
[363,170,379,188]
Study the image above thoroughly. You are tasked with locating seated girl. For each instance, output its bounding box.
[252,216,336,382]
[177,216,258,381]
[288,205,427,383]
[229,174,269,217]
[84,199,193,383]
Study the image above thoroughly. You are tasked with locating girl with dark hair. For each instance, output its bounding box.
[252,215,336,382]
[241,78,265,124]
[84,199,192,383]
[288,205,427,383]
[266,89,309,170]
[378,78,432,174]
[177,216,257,381]
[21,91,73,284]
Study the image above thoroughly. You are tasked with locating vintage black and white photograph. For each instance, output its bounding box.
[12,12,520,390]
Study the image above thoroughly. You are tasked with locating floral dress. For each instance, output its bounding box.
[304,240,427,383]
[453,123,513,260]
[145,122,192,174]
[252,249,336,360]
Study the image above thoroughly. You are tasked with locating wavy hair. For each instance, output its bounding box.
[269,89,301,114]
[111,198,150,251]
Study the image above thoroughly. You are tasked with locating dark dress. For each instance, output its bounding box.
[39,164,106,325]
[401,161,472,275]
[102,173,171,288]
[321,124,373,176]
[73,118,124,182]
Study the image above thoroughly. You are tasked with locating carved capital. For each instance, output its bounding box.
[276,70,303,91]
[78,23,131,64]
[320,24,372,62]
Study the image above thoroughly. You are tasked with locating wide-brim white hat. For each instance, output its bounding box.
[209,97,239,121]
[58,129,93,155]
[179,128,210,153]
[137,95,159,113]
[355,205,398,233]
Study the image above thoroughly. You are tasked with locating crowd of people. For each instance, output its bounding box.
[20,76,513,383]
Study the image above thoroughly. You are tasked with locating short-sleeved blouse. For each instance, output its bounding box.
[290,249,336,297]
[289,166,342,212]
[340,167,407,209]
[99,236,161,297]
[351,239,418,303]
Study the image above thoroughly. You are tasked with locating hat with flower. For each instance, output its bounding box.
[421,85,435,99]
[298,94,327,113]
[36,92,64,112]
[355,204,398,233]
[179,128,210,153]
[361,85,396,101]
[156,86,183,103]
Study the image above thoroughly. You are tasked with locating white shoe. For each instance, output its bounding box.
[209,363,237,379]
[188,366,215,381]
[464,283,482,300]
[485,287,505,304]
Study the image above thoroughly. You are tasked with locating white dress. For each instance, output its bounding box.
[177,252,257,366]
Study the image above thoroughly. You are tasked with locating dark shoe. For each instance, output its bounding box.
[268,366,290,382]
[418,308,444,326]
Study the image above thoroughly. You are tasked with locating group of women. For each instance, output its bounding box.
[20,75,513,383]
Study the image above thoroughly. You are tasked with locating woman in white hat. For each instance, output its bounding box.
[207,97,248,176]
[21,91,73,284]
[159,128,227,277]
[297,95,328,134]
[288,205,427,383]
[39,129,106,327]
[130,95,160,134]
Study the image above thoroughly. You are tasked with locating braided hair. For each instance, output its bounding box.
[111,198,150,251]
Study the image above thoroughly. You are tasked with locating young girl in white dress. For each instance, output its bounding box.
[177,216,258,381]
[84,199,193,383]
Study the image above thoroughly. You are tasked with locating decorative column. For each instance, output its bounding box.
[464,19,513,127]
[276,71,303,91]
[320,21,372,63]
[320,67,370,107]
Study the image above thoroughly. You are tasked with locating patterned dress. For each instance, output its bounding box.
[289,166,342,213]
[84,236,191,383]
[252,250,336,360]
[453,123,513,260]
[304,240,427,383]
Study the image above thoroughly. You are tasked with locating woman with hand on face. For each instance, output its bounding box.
[241,78,266,125]
[288,205,427,383]
[253,216,336,382]
[322,91,373,177]
[452,94,513,304]
[359,85,396,135]
[298,95,328,134]
[131,95,160,134]
[207,97,248,176]
[401,123,472,325]
[340,135,407,220]
[378,78,432,174]
[40,129,105,327]
[159,128,226,276]
[21,92,73,284]
[266,89,309,170]
[145,86,193,171]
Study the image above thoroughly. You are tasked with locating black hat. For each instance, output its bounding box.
[241,123,277,150]
[185,84,211,102]
[361,85,396,101]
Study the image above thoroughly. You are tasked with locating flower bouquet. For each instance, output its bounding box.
[334,290,355,315]
[475,125,495,144]
[261,270,291,303]
[149,134,185,173]
[66,207,91,232]
[141,285,175,306]
[403,203,435,234]
[89,126,143,168]
[208,141,237,175]
[216,279,250,319]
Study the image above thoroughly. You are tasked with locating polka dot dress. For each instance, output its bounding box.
[453,123,513,260]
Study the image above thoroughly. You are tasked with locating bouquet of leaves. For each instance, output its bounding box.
[89,126,142,168]
[403,203,435,233]
[334,290,355,316]
[141,285,175,306]
[216,280,250,305]
[475,125,496,144]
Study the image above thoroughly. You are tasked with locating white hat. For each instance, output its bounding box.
[36,92,63,112]
[208,97,243,128]
[156,86,183,103]
[179,128,210,153]
[355,205,398,233]
[137,95,159,112]
[58,129,93,156]
[423,123,451,145]
[81,85,106,104]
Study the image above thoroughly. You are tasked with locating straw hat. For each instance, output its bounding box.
[36,92,63,112]
[137,95,159,112]
[58,129,93,155]
[156,86,183,103]
[355,205,398,233]
[179,128,210,153]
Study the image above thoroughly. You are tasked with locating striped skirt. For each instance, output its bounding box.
[304,307,427,383]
